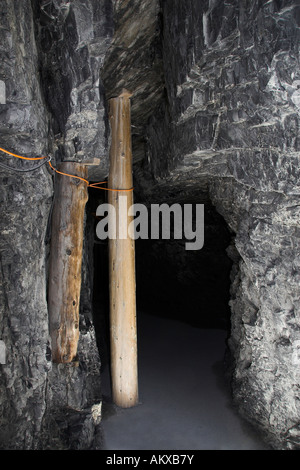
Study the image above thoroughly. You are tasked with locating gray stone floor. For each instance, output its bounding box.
[101,312,270,450]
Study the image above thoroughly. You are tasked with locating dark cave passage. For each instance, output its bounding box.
[82,185,270,451]
[85,184,270,450]
[87,186,234,373]
[134,201,233,331]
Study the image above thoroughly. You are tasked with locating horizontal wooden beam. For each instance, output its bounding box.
[81,158,101,166]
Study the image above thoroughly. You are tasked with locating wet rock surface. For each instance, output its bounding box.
[0,0,109,449]
[33,0,113,180]
[132,0,300,450]
[102,0,164,163]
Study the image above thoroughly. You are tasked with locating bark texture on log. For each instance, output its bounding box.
[48,162,88,363]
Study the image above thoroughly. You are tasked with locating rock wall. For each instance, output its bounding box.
[142,0,300,449]
[1,0,300,451]
[0,0,112,449]
[33,0,113,181]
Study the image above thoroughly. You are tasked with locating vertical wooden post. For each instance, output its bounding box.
[108,90,138,408]
[48,162,88,363]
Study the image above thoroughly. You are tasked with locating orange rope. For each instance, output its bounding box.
[0,146,134,192]
[49,163,133,191]
[48,160,90,185]
[0,147,47,161]
[89,181,134,192]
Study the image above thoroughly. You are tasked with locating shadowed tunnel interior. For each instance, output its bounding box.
[88,185,233,368]
[134,202,233,330]
[84,186,270,450]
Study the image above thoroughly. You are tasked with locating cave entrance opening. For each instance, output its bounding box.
[134,197,233,331]
[87,186,234,407]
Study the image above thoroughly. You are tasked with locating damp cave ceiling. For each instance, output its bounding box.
[100,0,165,169]
[99,0,207,202]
